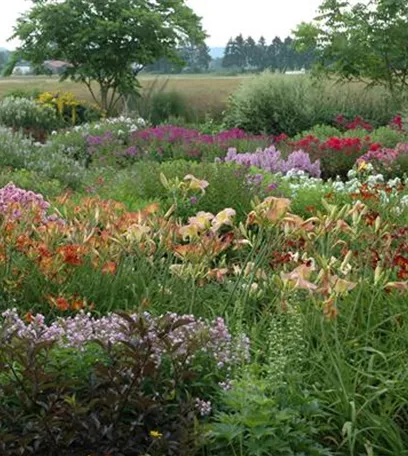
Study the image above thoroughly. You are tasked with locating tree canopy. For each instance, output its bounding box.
[294,0,408,92]
[11,0,205,113]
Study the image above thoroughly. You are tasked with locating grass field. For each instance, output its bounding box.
[0,74,251,117]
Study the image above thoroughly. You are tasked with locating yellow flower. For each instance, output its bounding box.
[212,208,236,232]
[184,174,209,193]
[149,430,163,439]
[358,160,368,172]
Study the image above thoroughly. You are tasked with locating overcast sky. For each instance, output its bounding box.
[0,0,323,49]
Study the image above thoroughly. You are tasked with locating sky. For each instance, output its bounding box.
[0,0,323,49]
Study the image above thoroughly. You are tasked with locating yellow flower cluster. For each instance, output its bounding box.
[37,91,82,125]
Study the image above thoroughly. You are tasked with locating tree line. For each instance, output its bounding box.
[222,35,314,72]
[145,35,315,74]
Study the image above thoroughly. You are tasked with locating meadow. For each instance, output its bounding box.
[1,74,408,455]
[0,74,249,120]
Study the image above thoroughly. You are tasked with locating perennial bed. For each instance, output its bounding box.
[1,114,408,455]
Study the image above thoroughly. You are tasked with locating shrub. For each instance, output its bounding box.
[359,143,408,178]
[0,96,60,138]
[225,72,402,136]
[0,309,249,456]
[128,160,257,219]
[0,127,84,189]
[4,88,42,100]
[370,126,407,148]
[294,124,342,141]
[207,376,329,456]
[37,91,102,126]
[150,90,196,125]
[0,127,36,169]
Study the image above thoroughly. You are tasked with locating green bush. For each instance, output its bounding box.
[0,96,60,134]
[208,376,329,456]
[1,310,243,456]
[4,88,42,100]
[225,72,402,136]
[369,126,407,148]
[294,124,342,141]
[0,127,84,189]
[150,90,196,125]
[114,160,256,220]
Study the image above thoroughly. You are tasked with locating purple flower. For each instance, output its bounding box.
[267,183,278,192]
[224,146,321,178]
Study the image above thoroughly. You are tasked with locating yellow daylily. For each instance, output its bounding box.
[212,208,236,232]
[184,174,209,193]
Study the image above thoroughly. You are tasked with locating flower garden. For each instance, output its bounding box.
[1,90,408,455]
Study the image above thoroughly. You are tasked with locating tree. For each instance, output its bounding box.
[0,51,9,73]
[11,0,205,113]
[256,36,269,71]
[179,43,212,73]
[294,0,408,93]
[245,36,257,69]
[269,37,284,71]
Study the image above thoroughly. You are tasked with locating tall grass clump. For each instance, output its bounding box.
[225,72,404,136]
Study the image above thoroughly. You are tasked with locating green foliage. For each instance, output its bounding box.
[0,96,60,134]
[208,375,329,456]
[150,90,195,125]
[294,0,408,93]
[4,88,42,100]
[301,289,408,455]
[0,127,84,189]
[12,0,205,114]
[370,126,407,148]
[0,168,63,198]
[101,160,255,221]
[225,73,400,135]
[294,124,342,141]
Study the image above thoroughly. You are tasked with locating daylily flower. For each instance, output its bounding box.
[125,223,151,242]
[281,264,318,291]
[184,174,209,193]
[188,211,214,230]
[179,223,200,240]
[332,277,357,294]
[212,208,236,232]
[384,281,408,292]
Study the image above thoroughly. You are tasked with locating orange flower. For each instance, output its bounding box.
[71,299,85,311]
[24,312,34,323]
[52,296,70,311]
[102,261,117,275]
[57,244,85,266]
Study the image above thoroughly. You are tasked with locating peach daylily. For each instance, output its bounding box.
[281,264,318,291]
[259,197,291,222]
[384,281,408,292]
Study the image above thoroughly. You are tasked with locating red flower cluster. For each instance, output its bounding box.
[335,114,373,132]
[390,114,404,131]
[322,137,362,153]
